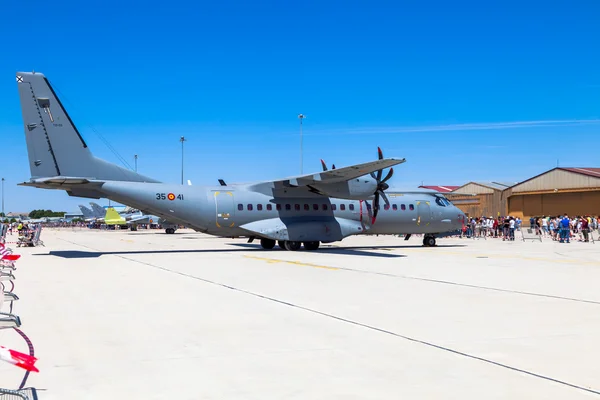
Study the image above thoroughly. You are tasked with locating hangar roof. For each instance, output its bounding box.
[418,185,460,193]
[559,167,600,178]
[451,181,513,194]
[509,167,600,193]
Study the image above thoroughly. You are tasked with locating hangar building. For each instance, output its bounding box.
[446,182,513,218]
[505,167,600,220]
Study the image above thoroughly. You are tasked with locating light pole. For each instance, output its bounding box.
[134,154,138,173]
[298,114,305,174]
[180,136,187,185]
[1,178,4,219]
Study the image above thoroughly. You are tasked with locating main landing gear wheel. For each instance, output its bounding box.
[278,240,287,250]
[303,241,320,251]
[260,239,276,249]
[284,241,302,251]
[423,236,436,247]
[165,228,175,234]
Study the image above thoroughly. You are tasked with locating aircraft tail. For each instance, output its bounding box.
[78,205,95,218]
[16,72,159,183]
[89,202,106,218]
[104,207,126,225]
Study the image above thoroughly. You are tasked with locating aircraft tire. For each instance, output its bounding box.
[284,241,302,251]
[423,236,436,247]
[166,228,175,234]
[278,240,287,250]
[260,239,276,249]
[303,241,320,251]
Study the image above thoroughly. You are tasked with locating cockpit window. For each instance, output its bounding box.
[435,196,451,207]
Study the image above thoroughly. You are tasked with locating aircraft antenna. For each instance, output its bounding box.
[48,79,134,171]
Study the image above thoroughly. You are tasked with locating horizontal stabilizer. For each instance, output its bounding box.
[19,176,98,187]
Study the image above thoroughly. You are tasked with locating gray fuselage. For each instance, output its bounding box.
[98,181,464,241]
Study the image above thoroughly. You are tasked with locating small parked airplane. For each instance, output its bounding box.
[15,71,465,250]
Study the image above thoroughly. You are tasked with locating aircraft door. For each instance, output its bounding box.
[212,191,235,228]
[416,200,432,227]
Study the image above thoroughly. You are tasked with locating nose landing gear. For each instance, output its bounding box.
[423,235,436,247]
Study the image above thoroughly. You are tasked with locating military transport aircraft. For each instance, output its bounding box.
[15,71,465,250]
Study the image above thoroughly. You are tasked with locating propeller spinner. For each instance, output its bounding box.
[369,147,394,224]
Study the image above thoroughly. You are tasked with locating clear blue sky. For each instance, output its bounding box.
[1,0,599,213]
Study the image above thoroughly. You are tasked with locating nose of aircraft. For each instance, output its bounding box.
[456,209,467,230]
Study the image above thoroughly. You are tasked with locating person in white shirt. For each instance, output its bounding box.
[509,217,516,240]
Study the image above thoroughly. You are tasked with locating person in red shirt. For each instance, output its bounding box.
[581,216,590,242]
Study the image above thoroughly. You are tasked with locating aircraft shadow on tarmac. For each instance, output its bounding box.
[33,243,450,259]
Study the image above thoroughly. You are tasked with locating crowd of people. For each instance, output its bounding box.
[461,216,521,240]
[529,215,599,243]
[1,222,40,246]
[460,214,599,243]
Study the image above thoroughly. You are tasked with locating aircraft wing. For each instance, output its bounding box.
[127,215,158,225]
[255,158,406,188]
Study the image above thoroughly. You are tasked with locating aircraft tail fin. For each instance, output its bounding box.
[89,202,106,218]
[78,205,95,218]
[16,72,159,183]
[104,207,126,225]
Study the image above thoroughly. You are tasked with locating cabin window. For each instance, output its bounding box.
[303,204,309,211]
[313,204,319,211]
[285,204,291,210]
[276,204,282,211]
[340,204,346,211]
[322,204,328,211]
[257,204,263,211]
[331,204,337,211]
[409,204,414,210]
[349,204,355,211]
[384,204,390,210]
[295,204,300,211]
[267,204,272,211]
[238,204,243,211]
[392,204,397,210]
[401,204,406,210]
[247,204,253,211]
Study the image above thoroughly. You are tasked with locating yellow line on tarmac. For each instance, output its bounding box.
[244,256,338,270]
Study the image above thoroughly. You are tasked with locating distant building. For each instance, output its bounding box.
[64,211,84,221]
[504,167,600,219]
[6,212,29,219]
[446,182,515,218]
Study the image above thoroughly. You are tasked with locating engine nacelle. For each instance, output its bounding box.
[311,177,377,200]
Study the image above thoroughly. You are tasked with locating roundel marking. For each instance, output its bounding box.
[149,219,153,223]
[167,193,176,201]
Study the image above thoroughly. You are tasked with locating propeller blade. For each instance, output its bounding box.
[332,164,336,170]
[380,190,390,206]
[376,147,384,181]
[381,167,394,184]
[370,172,377,180]
[372,192,380,224]
[320,159,328,171]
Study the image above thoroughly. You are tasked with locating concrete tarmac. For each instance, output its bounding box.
[1,228,600,399]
